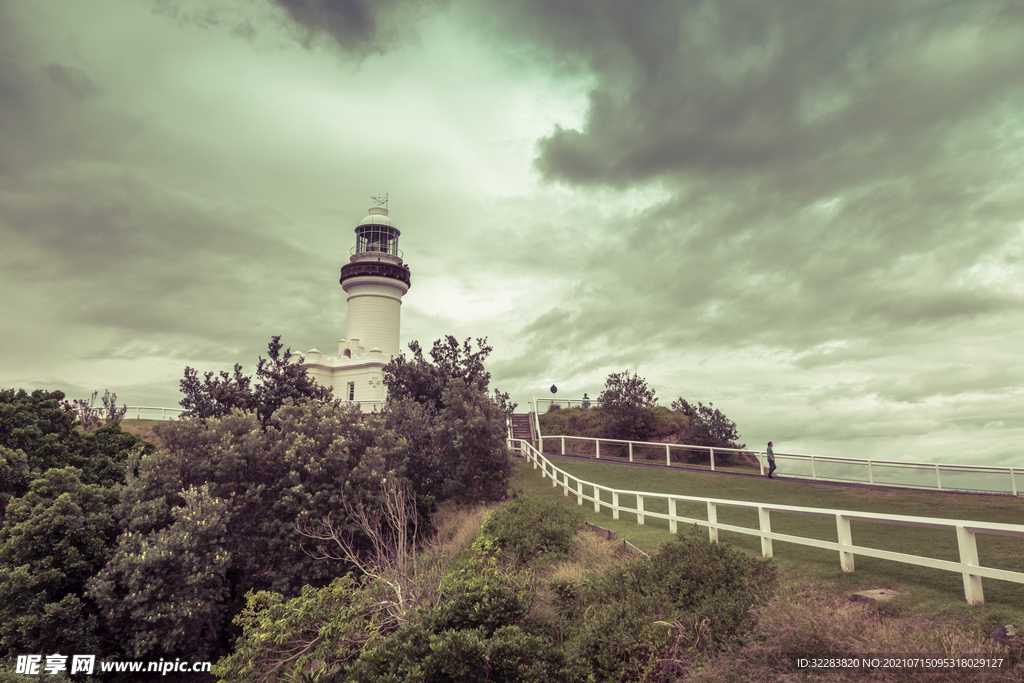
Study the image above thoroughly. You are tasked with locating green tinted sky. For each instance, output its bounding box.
[2,0,1023,466]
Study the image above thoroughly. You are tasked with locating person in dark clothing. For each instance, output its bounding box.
[766,441,777,478]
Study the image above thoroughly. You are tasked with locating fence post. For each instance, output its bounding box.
[868,461,874,485]
[577,480,583,506]
[612,491,620,520]
[811,455,817,481]
[637,495,645,526]
[759,453,765,476]
[629,442,633,462]
[665,444,671,466]
[710,448,715,471]
[553,470,559,488]
[595,439,601,459]
[956,526,984,604]
[758,507,773,558]
[668,498,677,534]
[936,464,942,491]
[1012,469,1019,497]
[707,502,719,543]
[836,514,855,572]
[594,485,601,512]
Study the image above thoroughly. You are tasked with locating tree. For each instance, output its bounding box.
[383,336,512,505]
[0,389,79,477]
[87,485,232,659]
[88,399,408,658]
[671,398,745,449]
[0,467,119,655]
[0,388,154,497]
[179,336,335,427]
[599,371,658,441]
[382,336,492,411]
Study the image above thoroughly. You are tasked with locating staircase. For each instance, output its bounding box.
[510,413,534,453]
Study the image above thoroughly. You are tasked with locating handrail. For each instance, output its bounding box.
[121,399,385,422]
[123,406,185,421]
[532,399,1021,496]
[535,397,602,410]
[510,437,1024,604]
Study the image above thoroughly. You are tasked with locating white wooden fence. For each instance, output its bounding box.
[124,406,184,421]
[511,438,1024,604]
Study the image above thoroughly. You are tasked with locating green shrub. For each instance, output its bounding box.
[213,574,387,683]
[479,494,584,563]
[427,556,531,637]
[346,624,588,683]
[564,530,776,681]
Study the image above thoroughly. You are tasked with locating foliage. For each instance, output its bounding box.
[479,494,585,563]
[671,398,745,449]
[87,484,232,659]
[0,388,154,492]
[89,399,406,658]
[345,623,588,683]
[0,389,79,478]
[0,467,119,655]
[424,380,513,504]
[425,552,531,636]
[382,336,492,411]
[297,480,440,629]
[598,371,658,441]
[0,447,29,516]
[180,335,336,427]
[345,549,581,683]
[562,531,775,681]
[213,575,388,683]
[71,389,127,432]
[383,337,514,505]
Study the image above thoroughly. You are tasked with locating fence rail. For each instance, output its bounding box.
[511,437,1024,604]
[531,398,1021,496]
[123,406,184,421]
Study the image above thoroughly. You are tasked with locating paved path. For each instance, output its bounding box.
[541,452,1015,498]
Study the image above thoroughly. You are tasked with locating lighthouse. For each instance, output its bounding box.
[293,196,412,410]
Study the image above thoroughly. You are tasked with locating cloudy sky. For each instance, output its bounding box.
[3,0,1023,468]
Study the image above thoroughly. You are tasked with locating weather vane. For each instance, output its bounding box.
[371,193,388,210]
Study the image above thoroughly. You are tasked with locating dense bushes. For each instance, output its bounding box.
[87,399,406,658]
[479,494,584,562]
[383,336,513,506]
[561,530,775,681]
[0,388,154,658]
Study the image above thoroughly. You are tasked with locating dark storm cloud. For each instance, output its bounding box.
[484,0,1024,186]
[487,1,1024,409]
[268,0,448,56]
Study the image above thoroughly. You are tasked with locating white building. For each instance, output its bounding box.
[290,198,411,411]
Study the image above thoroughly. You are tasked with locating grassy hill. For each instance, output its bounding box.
[512,455,1024,627]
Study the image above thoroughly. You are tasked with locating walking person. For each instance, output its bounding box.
[582,393,590,409]
[766,441,777,478]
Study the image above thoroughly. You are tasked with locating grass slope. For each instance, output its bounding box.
[512,456,1024,624]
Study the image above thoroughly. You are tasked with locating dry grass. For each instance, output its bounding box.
[685,581,1024,682]
[424,501,500,567]
[117,418,165,449]
[527,528,630,629]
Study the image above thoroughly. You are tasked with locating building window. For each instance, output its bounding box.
[347,382,355,401]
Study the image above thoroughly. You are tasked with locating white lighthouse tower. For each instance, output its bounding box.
[293,196,411,410]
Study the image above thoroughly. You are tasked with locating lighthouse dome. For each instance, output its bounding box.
[358,206,397,229]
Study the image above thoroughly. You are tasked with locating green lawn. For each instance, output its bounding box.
[511,456,1024,613]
